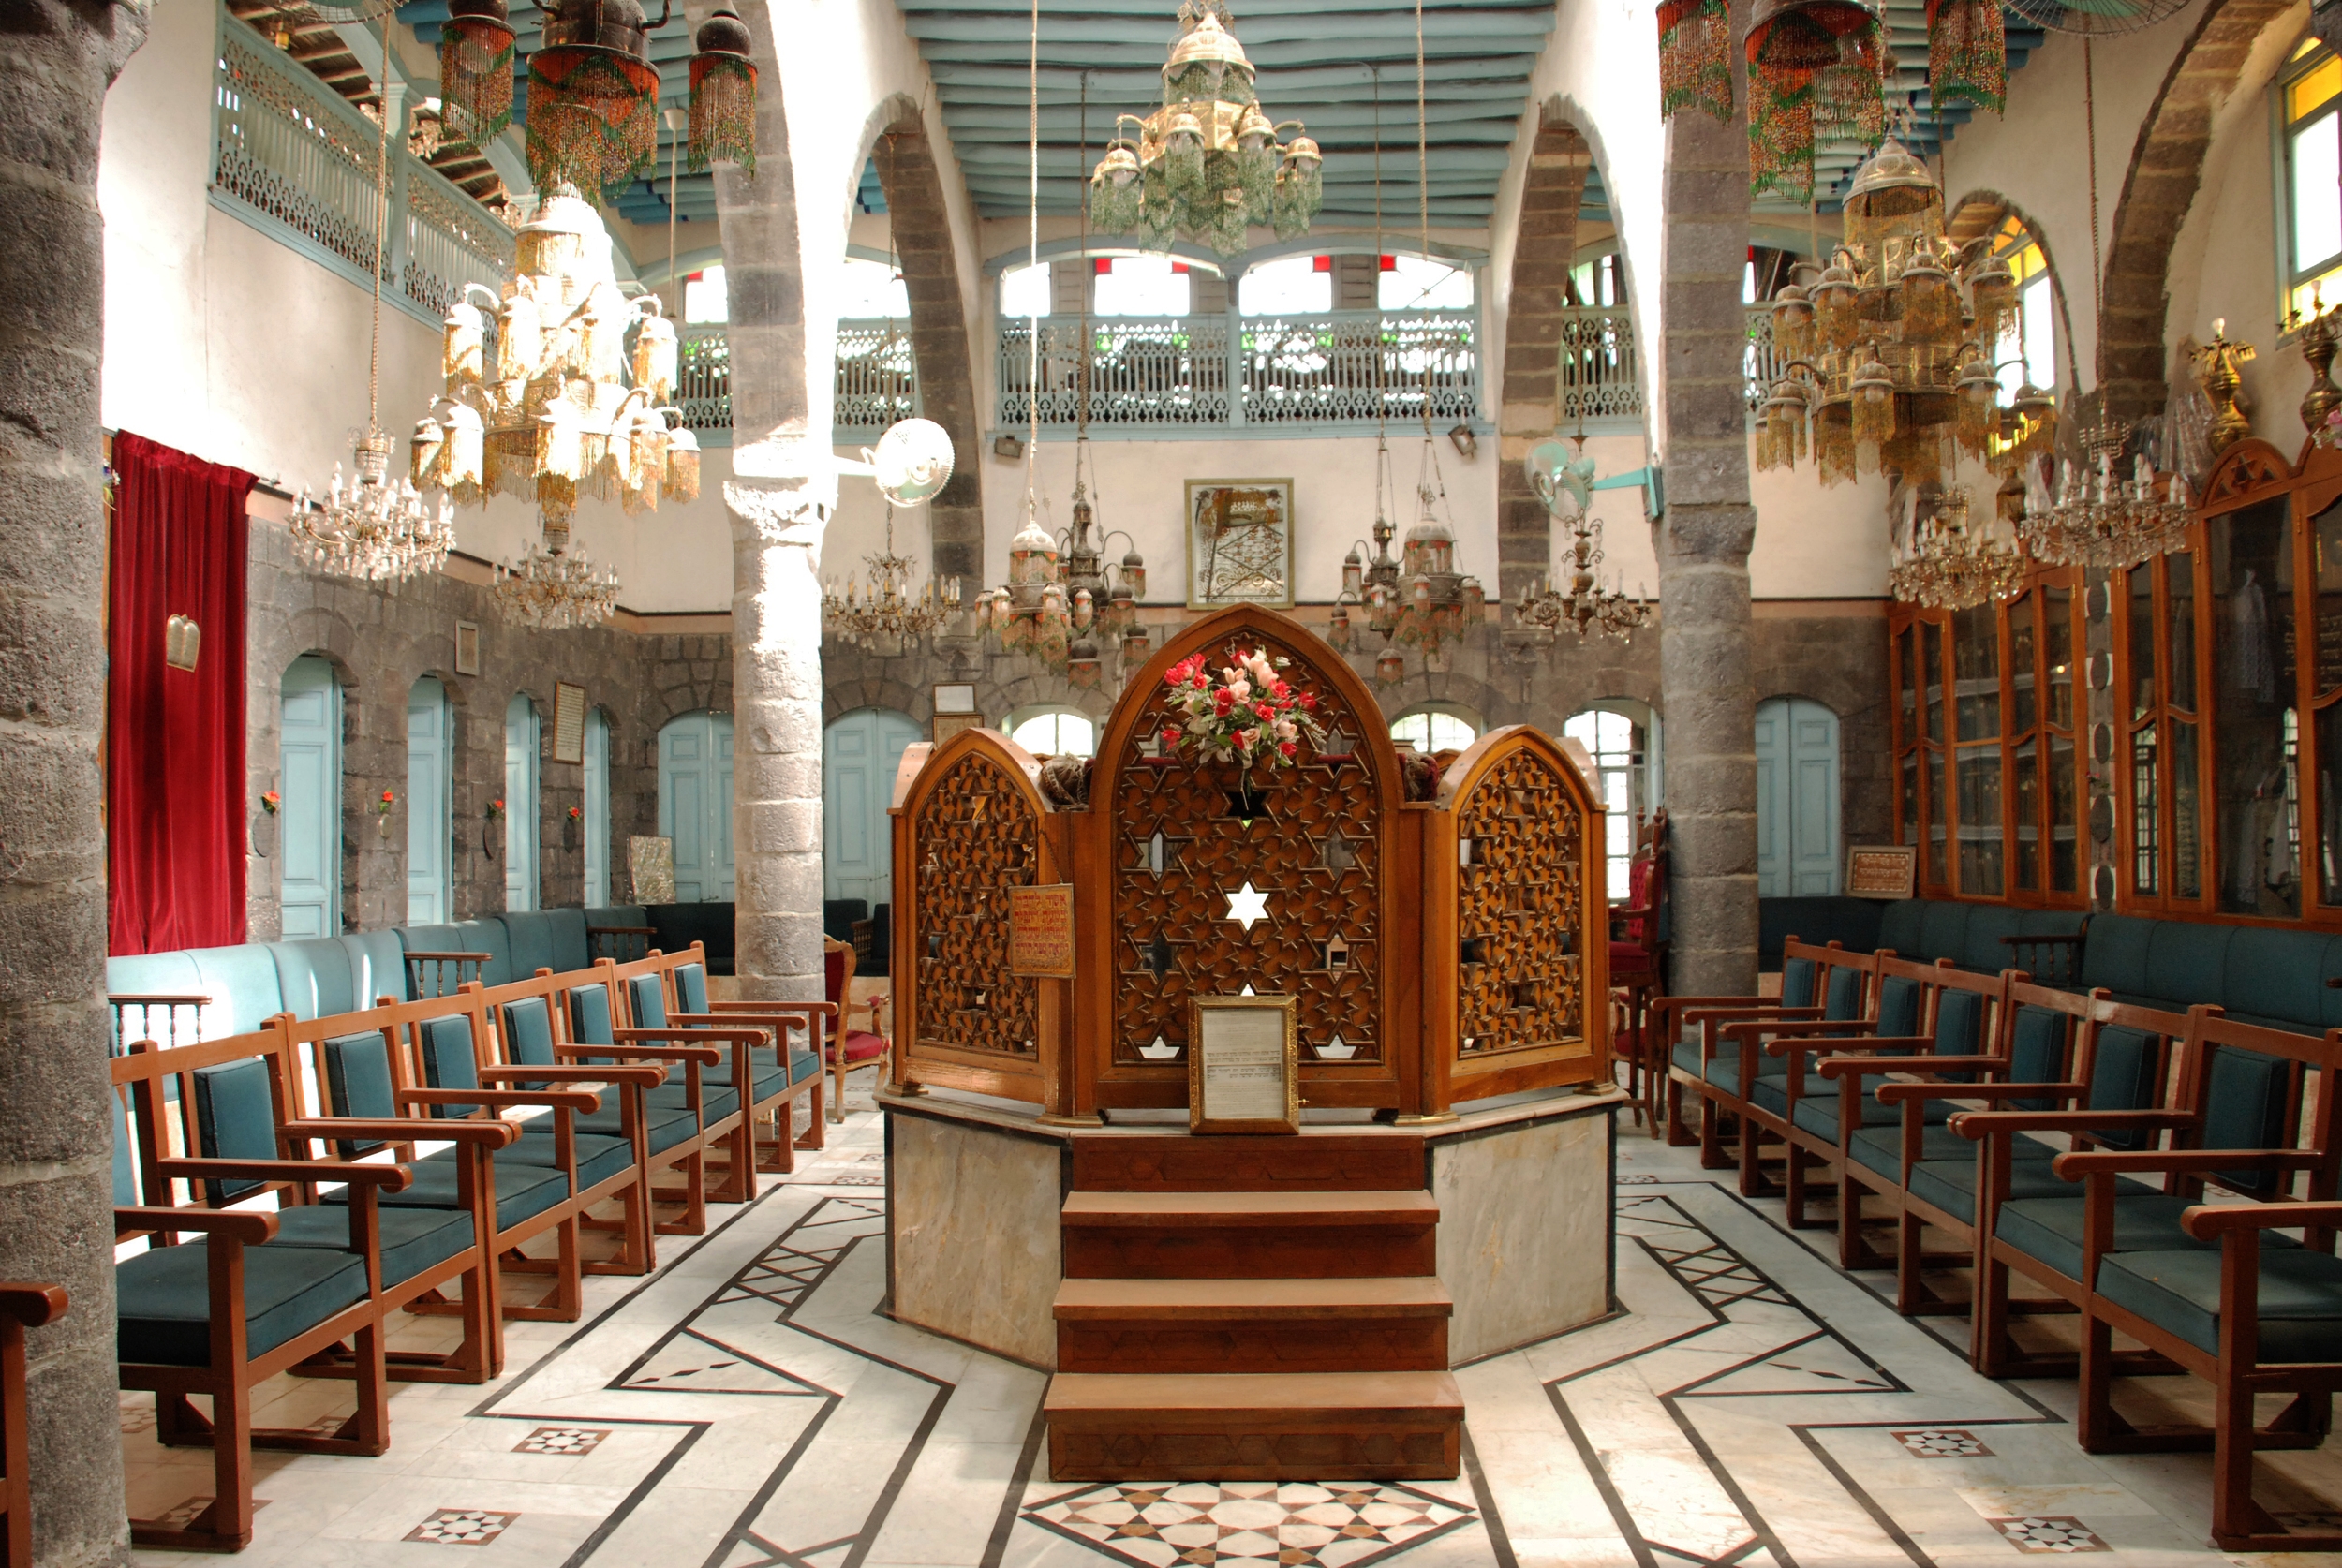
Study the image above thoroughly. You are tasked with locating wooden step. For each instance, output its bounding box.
[1054,1278,1452,1373]
[1045,1371,1463,1481]
[1071,1132,1426,1192]
[1060,1191,1439,1279]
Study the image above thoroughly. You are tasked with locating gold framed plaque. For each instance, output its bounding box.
[1188,994,1299,1135]
[552,682,588,764]
[933,711,984,746]
[1845,844,1918,900]
[1009,883,1075,978]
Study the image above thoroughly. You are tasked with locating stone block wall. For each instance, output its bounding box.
[244,520,734,938]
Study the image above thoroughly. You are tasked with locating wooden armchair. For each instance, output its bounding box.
[822,937,893,1122]
[0,1283,64,1568]
[662,952,828,1167]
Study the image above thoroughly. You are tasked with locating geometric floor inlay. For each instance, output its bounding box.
[1986,1516,2112,1554]
[403,1509,519,1546]
[1026,1481,1475,1567]
[512,1426,609,1455]
[1894,1427,1994,1458]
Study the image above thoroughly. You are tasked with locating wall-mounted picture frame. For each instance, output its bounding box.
[552,682,587,764]
[1185,479,1295,609]
[1845,845,1918,901]
[453,620,482,677]
[1188,994,1299,1134]
[932,711,984,746]
[933,682,978,716]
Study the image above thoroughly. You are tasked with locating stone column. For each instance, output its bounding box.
[1653,54,1757,997]
[0,2,144,1565]
[725,479,829,1002]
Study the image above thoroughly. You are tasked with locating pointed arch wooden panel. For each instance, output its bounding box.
[1077,606,1420,1115]
[1424,725,1608,1108]
[889,728,1067,1105]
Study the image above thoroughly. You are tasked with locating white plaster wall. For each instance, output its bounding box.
[1749,457,1893,599]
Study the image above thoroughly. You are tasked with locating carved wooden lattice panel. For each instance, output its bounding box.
[1456,747,1585,1054]
[913,751,1040,1058]
[1112,630,1383,1062]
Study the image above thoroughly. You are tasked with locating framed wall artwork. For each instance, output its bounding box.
[1188,994,1300,1134]
[1185,479,1295,609]
[932,711,984,746]
[551,682,587,763]
[453,620,482,676]
[1845,845,1918,900]
[933,683,978,716]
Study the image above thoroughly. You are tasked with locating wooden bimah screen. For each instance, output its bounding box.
[887,605,1609,1119]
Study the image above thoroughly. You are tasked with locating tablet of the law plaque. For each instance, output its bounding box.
[1009,883,1075,978]
[1845,845,1918,900]
[1188,995,1299,1134]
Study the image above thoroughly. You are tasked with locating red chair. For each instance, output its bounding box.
[823,939,892,1123]
[1609,809,1669,1131]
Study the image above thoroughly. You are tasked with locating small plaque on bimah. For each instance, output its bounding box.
[1009,883,1076,978]
[1188,995,1299,1135]
[1845,845,1918,900]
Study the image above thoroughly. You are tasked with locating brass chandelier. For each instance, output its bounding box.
[1087,0,1322,256]
[496,540,620,629]
[1889,486,2025,610]
[823,504,956,654]
[1512,438,1649,643]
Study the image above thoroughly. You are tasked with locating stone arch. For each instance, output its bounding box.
[2100,0,2299,421]
[1496,107,1597,616]
[860,93,985,587]
[1948,189,2084,394]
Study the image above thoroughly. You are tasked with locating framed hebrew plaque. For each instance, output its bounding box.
[1009,883,1075,978]
[933,711,984,746]
[1188,994,1299,1134]
[1845,845,1918,900]
[1185,479,1295,609]
[552,682,587,763]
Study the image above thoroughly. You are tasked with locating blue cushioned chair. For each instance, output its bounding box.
[111,1029,436,1550]
[1958,1004,2334,1384]
[1655,938,1876,1162]
[563,970,730,1235]
[617,969,759,1204]
[2052,1010,2342,1552]
[669,955,833,1173]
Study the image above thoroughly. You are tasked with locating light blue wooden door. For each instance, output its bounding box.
[279,656,341,939]
[1756,697,1843,896]
[583,709,611,908]
[660,711,735,902]
[505,693,541,911]
[406,676,452,924]
[823,708,921,906]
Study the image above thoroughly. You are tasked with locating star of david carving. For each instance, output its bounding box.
[1224,881,1269,931]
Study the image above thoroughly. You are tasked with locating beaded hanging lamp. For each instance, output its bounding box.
[1658,0,1735,122]
[1743,0,1885,203]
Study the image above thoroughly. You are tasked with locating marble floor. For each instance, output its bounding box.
[120,1083,2342,1568]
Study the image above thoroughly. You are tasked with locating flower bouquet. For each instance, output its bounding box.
[1157,646,1327,768]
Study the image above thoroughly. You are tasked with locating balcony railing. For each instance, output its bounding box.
[1552,305,1776,421]
[212,7,512,325]
[995,309,1479,432]
[673,320,915,436]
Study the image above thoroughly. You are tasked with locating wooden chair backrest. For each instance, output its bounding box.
[2164,1008,2342,1203]
[111,1028,306,1211]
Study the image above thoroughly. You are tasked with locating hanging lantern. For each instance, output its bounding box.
[438,0,517,146]
[1658,0,1735,122]
[1967,248,2016,348]
[1811,28,1888,151]
[1089,142,1143,233]
[1899,241,1959,344]
[1927,0,2007,114]
[1744,0,1884,202]
[631,297,677,405]
[688,3,758,174]
[661,413,701,503]
[1771,281,1816,362]
[1850,346,1896,448]
[526,38,661,199]
[1955,348,1999,457]
[443,284,493,387]
[1813,250,1859,352]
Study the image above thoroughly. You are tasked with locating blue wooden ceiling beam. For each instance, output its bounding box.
[901,9,1552,43]
[926,57,1533,87]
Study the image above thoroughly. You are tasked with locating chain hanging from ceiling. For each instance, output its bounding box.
[1086,0,1321,257]
[437,0,756,195]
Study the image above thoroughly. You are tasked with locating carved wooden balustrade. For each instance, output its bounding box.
[889,605,1609,1119]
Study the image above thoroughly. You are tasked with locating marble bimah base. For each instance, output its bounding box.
[880,1085,1627,1371]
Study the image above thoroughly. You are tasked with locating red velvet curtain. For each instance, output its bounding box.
[108,433,254,955]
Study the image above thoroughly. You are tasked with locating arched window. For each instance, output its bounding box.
[583,708,612,908]
[1754,698,1843,897]
[1240,256,1332,316]
[1564,704,1656,899]
[838,255,909,319]
[1095,256,1191,317]
[1985,216,2056,398]
[1389,705,1477,755]
[1379,255,1471,310]
[1009,706,1098,758]
[658,710,735,903]
[279,656,342,938]
[2284,39,2342,319]
[1001,261,1051,319]
[504,693,541,912]
[406,675,452,925]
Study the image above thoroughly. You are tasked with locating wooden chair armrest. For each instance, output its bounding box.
[1769,1034,1933,1058]
[154,1157,411,1191]
[396,1087,603,1112]
[280,1117,518,1148]
[1949,1109,2193,1139]
[630,1025,773,1045]
[1872,1079,2083,1103]
[115,1207,276,1243]
[1730,1018,1889,1043]
[1692,1004,1819,1028]
[106,993,211,1007]
[2184,1201,2342,1238]
[479,1064,668,1087]
[2053,1148,2325,1178]
[591,1038,723,1064]
[0,1283,67,1327]
[709,999,839,1018]
[1821,1054,2004,1079]
[587,925,658,936]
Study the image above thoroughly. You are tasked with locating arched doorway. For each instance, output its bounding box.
[660,710,735,902]
[406,676,452,924]
[1756,697,1842,896]
[279,655,342,938]
[823,707,921,906]
[1564,703,1660,900]
[583,708,613,908]
[505,693,541,911]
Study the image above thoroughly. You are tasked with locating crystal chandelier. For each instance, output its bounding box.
[823,505,956,653]
[1889,486,2027,610]
[495,536,620,629]
[1512,438,1650,643]
[1757,141,2032,492]
[437,0,756,190]
[410,185,702,539]
[2017,421,2189,570]
[1087,0,1321,256]
[293,81,455,584]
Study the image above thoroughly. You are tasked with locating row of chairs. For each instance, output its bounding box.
[107,941,875,1551]
[1658,938,2342,1553]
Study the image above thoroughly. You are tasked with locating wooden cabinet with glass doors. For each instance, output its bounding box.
[1891,568,2088,904]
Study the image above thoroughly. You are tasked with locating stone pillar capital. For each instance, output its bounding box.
[724,478,832,548]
